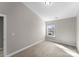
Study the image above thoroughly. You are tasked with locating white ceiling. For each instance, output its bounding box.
[23,2,79,21]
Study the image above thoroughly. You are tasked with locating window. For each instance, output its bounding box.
[47,24,55,37]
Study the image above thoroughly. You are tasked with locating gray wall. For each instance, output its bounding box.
[0,17,3,48]
[46,17,76,46]
[0,2,45,55]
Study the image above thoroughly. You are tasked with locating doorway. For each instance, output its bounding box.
[0,14,7,57]
[0,16,3,57]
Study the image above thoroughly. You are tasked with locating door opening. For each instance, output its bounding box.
[0,16,3,57]
[0,14,7,57]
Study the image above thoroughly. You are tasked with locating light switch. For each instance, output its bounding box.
[11,33,15,36]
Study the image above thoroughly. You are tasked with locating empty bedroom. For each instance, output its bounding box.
[0,2,79,57]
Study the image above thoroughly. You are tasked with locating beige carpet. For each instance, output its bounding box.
[13,41,72,57]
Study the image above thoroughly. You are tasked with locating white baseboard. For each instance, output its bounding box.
[54,43,79,57]
[5,39,44,57]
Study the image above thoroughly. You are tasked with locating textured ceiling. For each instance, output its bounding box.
[23,2,79,21]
